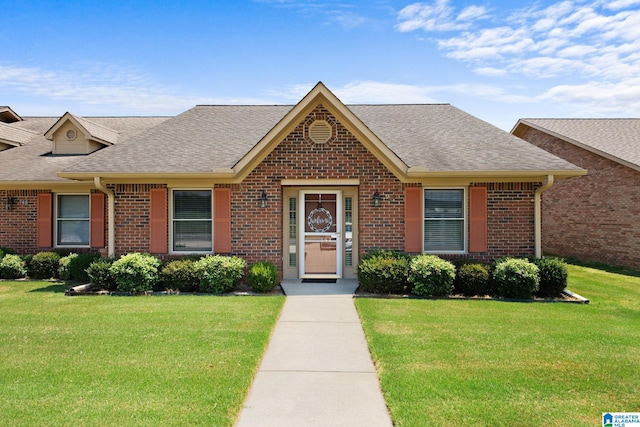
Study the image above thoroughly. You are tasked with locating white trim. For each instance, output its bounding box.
[169,188,214,254]
[422,187,468,254]
[54,193,90,248]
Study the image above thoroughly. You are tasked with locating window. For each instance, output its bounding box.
[172,190,212,252]
[424,189,465,252]
[57,195,89,246]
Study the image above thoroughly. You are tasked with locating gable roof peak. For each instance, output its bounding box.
[0,106,23,123]
[44,112,120,145]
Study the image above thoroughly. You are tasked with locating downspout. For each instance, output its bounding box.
[94,177,115,258]
[534,175,554,259]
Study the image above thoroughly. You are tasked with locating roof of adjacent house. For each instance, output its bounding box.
[0,83,585,185]
[0,117,169,183]
[44,113,122,146]
[513,118,640,171]
[0,121,38,146]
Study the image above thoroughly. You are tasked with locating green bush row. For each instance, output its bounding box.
[357,251,568,299]
[0,251,280,294]
[88,254,276,294]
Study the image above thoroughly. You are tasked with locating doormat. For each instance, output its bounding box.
[302,279,337,283]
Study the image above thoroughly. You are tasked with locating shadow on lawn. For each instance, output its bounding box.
[29,282,69,293]
[563,257,640,278]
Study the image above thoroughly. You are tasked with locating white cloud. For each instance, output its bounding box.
[393,0,640,118]
[606,0,640,10]
[334,81,439,103]
[396,0,484,32]
[438,26,534,60]
[539,79,640,115]
[457,5,488,21]
[0,64,271,115]
[556,44,598,57]
[269,81,440,104]
[473,67,507,77]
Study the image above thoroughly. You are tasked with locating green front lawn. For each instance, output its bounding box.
[356,264,640,426]
[0,281,284,426]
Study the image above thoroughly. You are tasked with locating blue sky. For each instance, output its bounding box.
[2,0,639,130]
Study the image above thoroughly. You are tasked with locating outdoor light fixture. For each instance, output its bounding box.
[260,190,267,208]
[372,191,381,208]
[5,196,17,211]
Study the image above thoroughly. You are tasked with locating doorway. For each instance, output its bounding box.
[300,190,342,278]
[282,187,357,280]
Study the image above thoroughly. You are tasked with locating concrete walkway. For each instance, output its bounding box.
[235,279,393,427]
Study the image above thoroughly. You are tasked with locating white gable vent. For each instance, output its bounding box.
[308,120,332,144]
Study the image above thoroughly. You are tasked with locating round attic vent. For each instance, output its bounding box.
[66,129,77,141]
[308,120,332,144]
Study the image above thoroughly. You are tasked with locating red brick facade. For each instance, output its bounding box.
[230,105,405,268]
[1,106,542,273]
[0,189,41,254]
[484,182,537,261]
[519,127,640,270]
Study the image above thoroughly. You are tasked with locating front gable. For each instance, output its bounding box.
[232,82,409,182]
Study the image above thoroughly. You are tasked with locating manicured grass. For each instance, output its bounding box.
[356,264,640,426]
[0,281,284,426]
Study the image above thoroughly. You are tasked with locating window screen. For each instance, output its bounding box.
[57,195,90,246]
[173,190,212,251]
[424,189,464,252]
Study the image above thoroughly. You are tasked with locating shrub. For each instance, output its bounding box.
[159,259,199,292]
[29,251,61,279]
[0,254,27,279]
[0,246,14,258]
[194,255,246,294]
[70,253,100,282]
[532,257,568,297]
[454,261,490,296]
[110,253,161,293]
[247,261,279,293]
[493,258,540,299]
[409,255,456,296]
[357,250,410,294]
[58,253,78,280]
[87,258,117,291]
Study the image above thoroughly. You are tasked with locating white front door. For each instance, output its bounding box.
[299,190,342,278]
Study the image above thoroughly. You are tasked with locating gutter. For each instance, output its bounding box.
[534,175,554,258]
[94,177,115,257]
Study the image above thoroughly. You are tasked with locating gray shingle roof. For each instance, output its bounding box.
[0,102,584,183]
[0,117,169,182]
[62,104,580,175]
[0,122,38,146]
[72,115,120,145]
[516,118,640,169]
[62,106,292,174]
[351,105,578,172]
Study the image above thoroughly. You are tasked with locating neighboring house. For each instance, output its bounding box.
[0,83,585,280]
[512,118,640,270]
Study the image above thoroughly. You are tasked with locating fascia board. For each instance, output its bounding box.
[406,168,587,182]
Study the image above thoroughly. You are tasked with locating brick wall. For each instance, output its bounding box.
[484,182,537,261]
[113,184,164,255]
[228,104,406,269]
[0,189,41,254]
[519,127,640,270]
[1,106,542,269]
